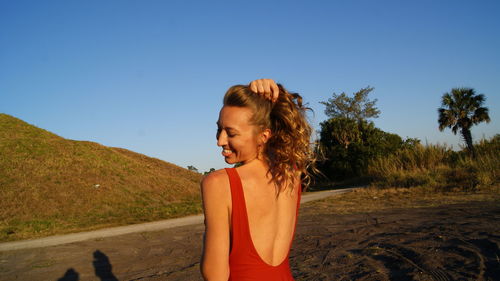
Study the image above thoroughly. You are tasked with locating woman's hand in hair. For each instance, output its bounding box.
[249,79,279,102]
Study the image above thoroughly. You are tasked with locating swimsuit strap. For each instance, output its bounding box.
[225,168,250,247]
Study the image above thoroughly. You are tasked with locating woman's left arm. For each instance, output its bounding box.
[200,171,231,281]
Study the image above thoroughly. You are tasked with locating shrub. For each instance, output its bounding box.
[368,135,499,191]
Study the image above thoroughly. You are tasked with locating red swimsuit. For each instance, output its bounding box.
[225,168,301,281]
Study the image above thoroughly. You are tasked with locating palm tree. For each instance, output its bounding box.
[438,88,490,157]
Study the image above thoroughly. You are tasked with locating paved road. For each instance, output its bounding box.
[0,188,356,252]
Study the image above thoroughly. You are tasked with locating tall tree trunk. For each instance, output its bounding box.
[461,128,476,158]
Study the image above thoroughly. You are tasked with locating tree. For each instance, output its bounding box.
[320,117,360,149]
[318,118,403,179]
[438,88,490,157]
[203,168,216,175]
[317,87,392,179]
[320,86,380,121]
[187,165,199,173]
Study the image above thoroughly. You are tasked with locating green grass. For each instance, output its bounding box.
[0,113,203,242]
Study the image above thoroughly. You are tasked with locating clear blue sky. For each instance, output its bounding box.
[1,0,499,172]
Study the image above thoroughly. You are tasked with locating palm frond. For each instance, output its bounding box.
[437,87,490,139]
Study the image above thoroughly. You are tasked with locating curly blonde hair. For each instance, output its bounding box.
[223,84,316,192]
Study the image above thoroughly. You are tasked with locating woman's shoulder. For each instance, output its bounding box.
[202,168,229,183]
[201,168,231,194]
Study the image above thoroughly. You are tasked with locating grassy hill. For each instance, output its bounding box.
[0,113,202,242]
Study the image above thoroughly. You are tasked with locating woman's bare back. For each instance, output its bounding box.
[234,163,300,266]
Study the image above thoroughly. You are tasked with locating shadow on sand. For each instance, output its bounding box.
[57,250,118,281]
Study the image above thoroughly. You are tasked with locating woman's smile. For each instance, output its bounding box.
[222,148,233,157]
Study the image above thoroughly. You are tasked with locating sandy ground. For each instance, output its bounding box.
[1,200,499,281]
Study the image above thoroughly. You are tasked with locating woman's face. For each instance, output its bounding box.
[217,106,263,164]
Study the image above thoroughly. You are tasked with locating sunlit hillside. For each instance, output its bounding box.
[0,113,202,241]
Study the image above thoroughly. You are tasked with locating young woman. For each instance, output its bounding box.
[201,79,315,281]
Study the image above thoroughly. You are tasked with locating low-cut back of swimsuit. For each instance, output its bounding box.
[225,168,301,281]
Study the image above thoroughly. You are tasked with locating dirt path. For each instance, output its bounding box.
[1,200,499,280]
[0,188,355,252]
